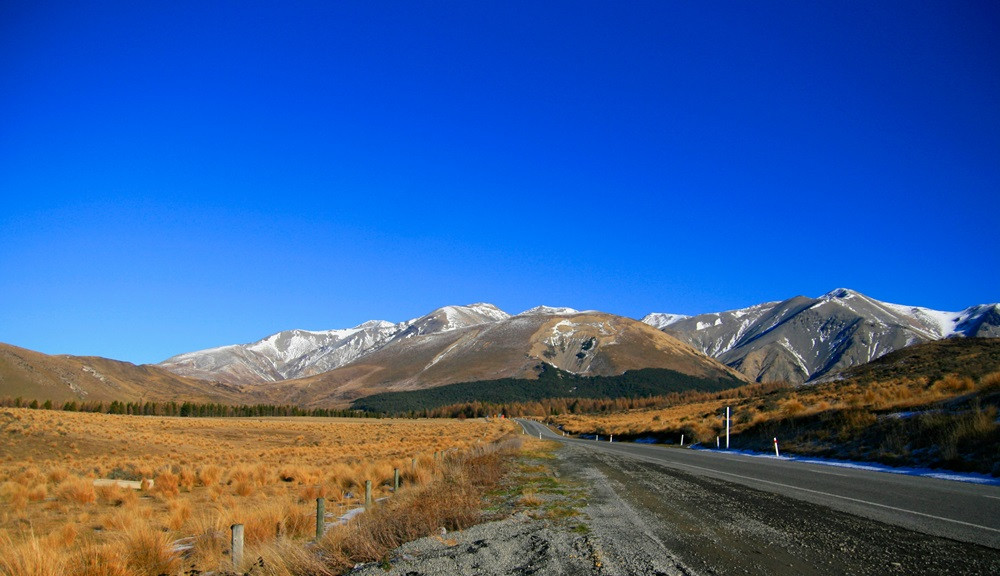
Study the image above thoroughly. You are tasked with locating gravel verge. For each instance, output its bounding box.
[352,440,1000,576]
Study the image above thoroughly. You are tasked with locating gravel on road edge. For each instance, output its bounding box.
[351,439,1000,576]
[349,439,695,576]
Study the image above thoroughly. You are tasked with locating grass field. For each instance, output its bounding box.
[0,409,517,575]
[551,371,1000,474]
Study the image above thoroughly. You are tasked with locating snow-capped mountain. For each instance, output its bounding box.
[159,302,747,397]
[641,313,691,330]
[160,290,998,390]
[517,306,582,316]
[641,289,1000,383]
[269,310,746,407]
[159,303,511,386]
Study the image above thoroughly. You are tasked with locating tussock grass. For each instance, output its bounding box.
[197,464,222,487]
[66,541,131,576]
[0,410,517,574]
[553,370,1000,474]
[117,523,180,576]
[316,441,517,572]
[0,531,64,576]
[57,477,96,505]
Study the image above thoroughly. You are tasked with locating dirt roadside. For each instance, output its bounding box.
[351,442,1000,576]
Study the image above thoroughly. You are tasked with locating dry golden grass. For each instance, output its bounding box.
[0,409,516,575]
[57,477,96,505]
[0,531,65,576]
[313,442,515,573]
[552,371,1000,445]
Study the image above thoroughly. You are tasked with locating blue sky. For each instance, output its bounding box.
[2,1,998,365]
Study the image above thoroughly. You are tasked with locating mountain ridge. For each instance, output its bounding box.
[642,288,1000,383]
[158,290,999,389]
[4,290,995,408]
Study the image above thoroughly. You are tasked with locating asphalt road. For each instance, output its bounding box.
[516,418,1000,550]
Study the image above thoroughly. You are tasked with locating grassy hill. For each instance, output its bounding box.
[552,338,1000,475]
[0,343,255,405]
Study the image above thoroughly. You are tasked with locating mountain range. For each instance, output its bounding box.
[1,289,997,407]
[642,288,999,383]
[161,289,999,390]
[160,304,744,406]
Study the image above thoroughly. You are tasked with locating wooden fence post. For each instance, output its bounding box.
[231,523,244,569]
[315,497,325,539]
[365,480,372,507]
[393,468,400,491]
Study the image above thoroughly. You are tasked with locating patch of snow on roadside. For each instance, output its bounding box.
[692,447,1000,486]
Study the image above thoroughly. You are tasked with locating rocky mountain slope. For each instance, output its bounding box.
[3,305,745,408]
[642,289,1000,383]
[159,303,510,386]
[268,309,746,407]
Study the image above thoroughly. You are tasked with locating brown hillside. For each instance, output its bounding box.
[278,312,749,407]
[827,337,1000,385]
[0,343,257,405]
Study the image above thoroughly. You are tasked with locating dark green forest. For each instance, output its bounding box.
[351,364,745,416]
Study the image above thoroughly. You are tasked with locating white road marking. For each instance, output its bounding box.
[645,455,1000,535]
[809,469,849,477]
[526,421,1000,537]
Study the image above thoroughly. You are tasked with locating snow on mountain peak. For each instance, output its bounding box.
[409,303,512,334]
[517,305,579,316]
[640,312,690,329]
[354,320,396,330]
[822,288,859,300]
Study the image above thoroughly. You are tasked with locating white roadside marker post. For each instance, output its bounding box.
[596,435,599,442]
[725,406,731,449]
[609,434,613,443]
[774,437,780,457]
[716,436,719,449]
[680,434,684,447]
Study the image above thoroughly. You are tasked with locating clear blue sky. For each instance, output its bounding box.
[2,1,998,365]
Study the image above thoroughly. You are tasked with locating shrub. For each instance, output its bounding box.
[0,532,65,576]
[980,371,1000,392]
[66,542,130,576]
[198,465,223,486]
[177,467,197,491]
[151,471,179,499]
[27,484,48,502]
[781,399,806,418]
[95,482,131,506]
[57,478,96,505]
[252,538,335,576]
[318,442,514,571]
[118,522,180,576]
[167,499,192,531]
[931,374,975,395]
[47,467,70,484]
